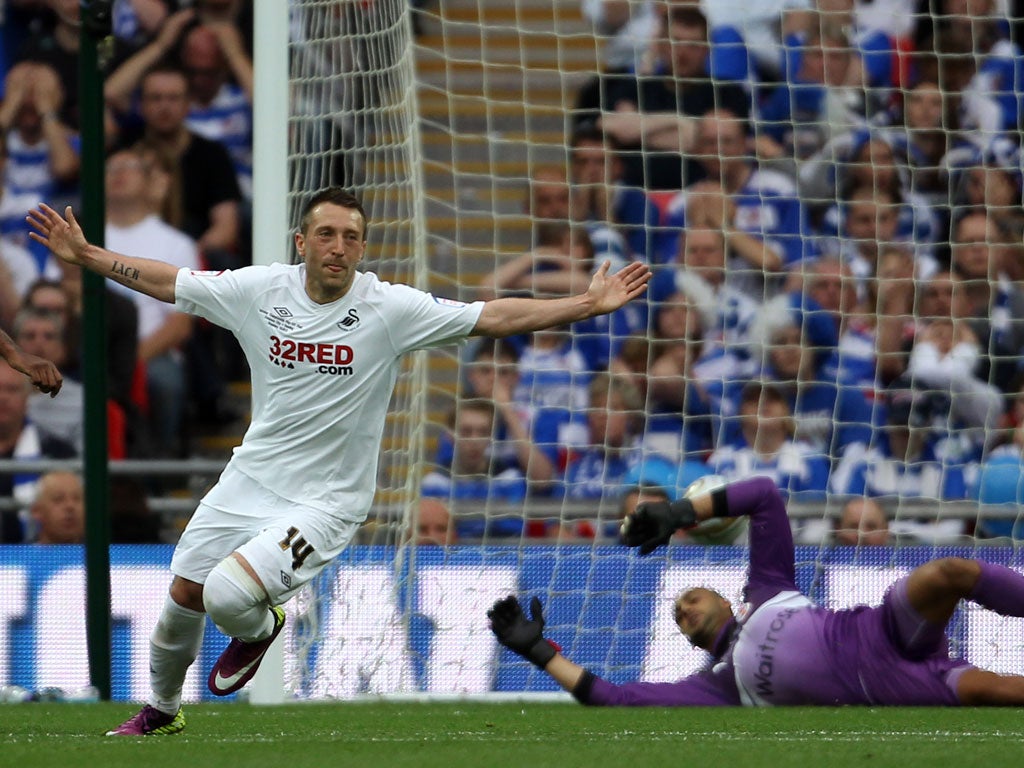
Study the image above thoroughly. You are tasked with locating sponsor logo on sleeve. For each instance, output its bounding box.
[189,270,226,276]
[433,296,467,308]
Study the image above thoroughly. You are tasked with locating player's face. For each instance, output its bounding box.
[295,203,366,304]
[674,588,731,651]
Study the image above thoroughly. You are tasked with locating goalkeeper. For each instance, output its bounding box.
[489,477,1024,706]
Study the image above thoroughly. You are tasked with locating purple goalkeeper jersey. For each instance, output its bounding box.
[580,477,972,707]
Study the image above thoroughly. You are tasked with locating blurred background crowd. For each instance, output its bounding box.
[2,0,1024,548]
[422,0,1024,547]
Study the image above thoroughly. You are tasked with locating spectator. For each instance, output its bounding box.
[125,64,241,259]
[907,256,1006,438]
[830,378,975,541]
[180,24,252,199]
[525,164,570,232]
[598,6,750,191]
[412,497,457,547]
[515,322,592,415]
[821,184,915,297]
[0,60,79,271]
[907,30,1002,143]
[562,372,678,501]
[29,469,83,544]
[13,305,81,450]
[894,80,957,204]
[0,137,58,313]
[922,0,1023,133]
[657,109,808,299]
[126,64,243,424]
[478,221,593,302]
[802,130,939,262]
[105,145,199,455]
[707,381,830,499]
[456,338,563,494]
[947,139,1024,247]
[822,247,915,389]
[641,290,719,461]
[0,359,76,542]
[755,18,865,161]
[568,124,653,263]
[22,274,142,452]
[648,226,760,353]
[421,399,528,539]
[14,0,84,130]
[580,0,659,72]
[699,0,812,81]
[833,496,891,546]
[105,14,253,201]
[741,294,871,456]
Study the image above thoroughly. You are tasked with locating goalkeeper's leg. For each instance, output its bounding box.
[905,558,1024,626]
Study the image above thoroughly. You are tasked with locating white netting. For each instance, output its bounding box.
[279,0,1024,699]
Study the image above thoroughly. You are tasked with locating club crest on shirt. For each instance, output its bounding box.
[336,308,360,331]
[433,296,467,307]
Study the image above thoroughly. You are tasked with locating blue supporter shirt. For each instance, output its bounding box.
[420,468,528,538]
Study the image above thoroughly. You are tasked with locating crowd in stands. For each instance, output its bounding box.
[3,2,1024,547]
[424,0,1024,546]
[0,0,255,543]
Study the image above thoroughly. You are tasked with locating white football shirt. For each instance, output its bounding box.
[175,263,484,520]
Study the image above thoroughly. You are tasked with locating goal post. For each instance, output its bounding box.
[247,0,1024,703]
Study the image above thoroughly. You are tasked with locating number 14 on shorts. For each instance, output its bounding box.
[279,526,316,571]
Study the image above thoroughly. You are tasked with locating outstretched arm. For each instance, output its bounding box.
[488,595,738,706]
[471,260,650,337]
[621,477,797,600]
[0,330,63,397]
[27,205,182,303]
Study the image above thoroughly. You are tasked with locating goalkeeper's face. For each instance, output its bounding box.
[673,588,732,651]
[296,202,367,303]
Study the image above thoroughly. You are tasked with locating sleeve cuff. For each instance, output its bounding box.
[571,670,597,704]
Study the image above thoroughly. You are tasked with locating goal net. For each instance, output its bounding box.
[275,0,1024,700]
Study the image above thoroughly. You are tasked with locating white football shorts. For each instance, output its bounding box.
[171,463,361,605]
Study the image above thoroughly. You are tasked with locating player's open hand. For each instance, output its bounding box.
[585,260,650,314]
[7,350,62,397]
[620,498,696,555]
[26,204,89,266]
[487,595,558,668]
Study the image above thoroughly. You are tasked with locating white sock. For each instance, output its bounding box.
[149,595,205,714]
[203,556,274,642]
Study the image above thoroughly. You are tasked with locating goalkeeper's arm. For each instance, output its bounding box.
[487,595,740,706]
[619,487,723,554]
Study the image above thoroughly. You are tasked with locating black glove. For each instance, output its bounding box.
[620,498,697,555]
[487,595,558,669]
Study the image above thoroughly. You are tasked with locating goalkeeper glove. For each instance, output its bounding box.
[487,595,558,669]
[620,497,697,555]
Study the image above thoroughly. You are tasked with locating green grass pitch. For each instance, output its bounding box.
[2,701,1022,768]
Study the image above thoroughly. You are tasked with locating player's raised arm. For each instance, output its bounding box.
[470,260,650,338]
[26,204,182,303]
[0,329,62,397]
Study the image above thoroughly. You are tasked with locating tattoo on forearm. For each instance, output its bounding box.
[111,261,141,282]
